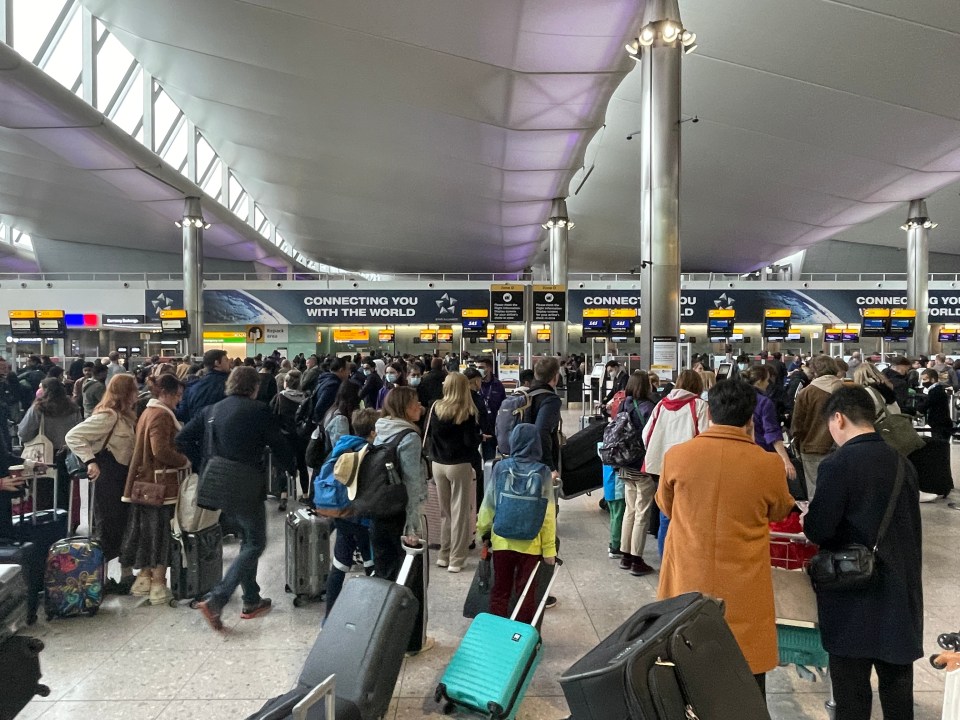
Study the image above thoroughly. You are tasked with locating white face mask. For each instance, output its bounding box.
[363,369,372,376]
[409,376,421,387]
[479,367,488,378]
[737,363,747,371]
[385,373,398,383]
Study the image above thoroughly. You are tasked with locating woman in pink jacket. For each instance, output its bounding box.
[641,370,710,557]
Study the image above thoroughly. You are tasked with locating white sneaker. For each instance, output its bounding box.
[436,559,449,568]
[919,491,939,503]
[447,566,462,574]
[130,574,152,596]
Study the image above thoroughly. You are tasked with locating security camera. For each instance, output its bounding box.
[122,282,129,288]
[728,283,734,288]
[428,282,435,288]
[625,129,642,140]
[691,115,700,123]
[20,283,26,289]
[46,283,52,289]
[578,282,585,289]
[276,282,282,288]
[352,282,359,288]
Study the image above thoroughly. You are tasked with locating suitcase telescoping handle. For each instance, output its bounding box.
[292,673,336,720]
[511,557,563,627]
[397,536,426,587]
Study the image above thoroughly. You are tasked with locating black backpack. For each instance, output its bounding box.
[293,389,317,439]
[345,429,418,519]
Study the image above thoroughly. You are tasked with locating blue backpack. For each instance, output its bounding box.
[493,465,548,541]
[313,454,352,518]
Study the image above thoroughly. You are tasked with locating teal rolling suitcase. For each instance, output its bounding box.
[435,559,559,720]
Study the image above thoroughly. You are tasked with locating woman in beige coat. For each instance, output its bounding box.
[656,380,794,692]
[119,374,190,605]
[65,374,138,593]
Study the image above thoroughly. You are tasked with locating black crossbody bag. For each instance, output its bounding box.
[808,457,904,592]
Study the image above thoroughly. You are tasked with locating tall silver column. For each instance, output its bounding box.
[180,197,206,357]
[545,198,571,357]
[903,199,935,359]
[627,0,695,370]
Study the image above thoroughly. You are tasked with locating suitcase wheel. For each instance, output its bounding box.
[36,684,50,698]
[487,701,505,720]
[434,684,446,704]
[169,598,179,608]
[188,599,201,609]
[293,595,306,608]
[284,584,291,593]
[26,638,44,654]
[442,702,455,715]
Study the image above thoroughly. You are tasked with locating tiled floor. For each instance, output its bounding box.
[16,413,960,719]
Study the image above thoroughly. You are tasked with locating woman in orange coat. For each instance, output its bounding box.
[656,380,794,694]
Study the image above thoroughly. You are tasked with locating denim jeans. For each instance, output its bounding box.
[209,501,266,608]
[657,511,670,558]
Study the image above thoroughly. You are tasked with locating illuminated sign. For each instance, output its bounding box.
[158,309,187,319]
[419,330,437,343]
[333,329,370,343]
[378,330,395,343]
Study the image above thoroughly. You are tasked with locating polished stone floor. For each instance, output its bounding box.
[16,413,960,719]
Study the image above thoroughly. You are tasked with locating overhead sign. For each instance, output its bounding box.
[103,314,146,326]
[246,325,266,342]
[203,331,246,343]
[419,329,437,343]
[610,308,637,318]
[332,328,370,343]
[462,318,487,337]
[437,329,454,343]
[8,310,36,319]
[378,329,395,343]
[461,308,489,319]
[264,325,288,343]
[490,284,524,323]
[494,330,513,342]
[536,328,551,342]
[159,309,187,319]
[533,284,566,322]
[583,308,611,318]
[36,310,64,319]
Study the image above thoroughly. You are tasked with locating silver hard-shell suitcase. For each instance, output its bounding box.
[285,508,331,607]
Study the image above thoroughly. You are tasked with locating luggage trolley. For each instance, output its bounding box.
[769,529,836,720]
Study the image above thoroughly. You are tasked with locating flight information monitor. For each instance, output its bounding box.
[762,309,791,339]
[582,318,608,337]
[860,317,889,337]
[824,328,844,342]
[841,331,860,343]
[940,329,959,343]
[707,317,734,338]
[461,318,487,337]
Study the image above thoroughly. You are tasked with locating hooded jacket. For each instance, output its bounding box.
[374,417,427,537]
[791,374,844,454]
[641,389,709,475]
[270,388,305,435]
[476,424,557,558]
[175,369,228,422]
[311,372,343,422]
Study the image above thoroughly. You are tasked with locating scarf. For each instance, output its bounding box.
[146,397,182,431]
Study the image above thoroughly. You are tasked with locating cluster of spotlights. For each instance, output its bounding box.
[174,217,211,229]
[625,21,697,60]
[542,218,574,230]
[900,218,938,231]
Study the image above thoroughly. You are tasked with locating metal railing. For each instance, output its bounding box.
[0,271,956,284]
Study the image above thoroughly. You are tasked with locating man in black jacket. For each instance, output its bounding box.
[177,367,294,630]
[311,357,348,421]
[175,349,231,422]
[417,357,446,408]
[804,386,922,720]
[882,356,912,413]
[357,357,383,407]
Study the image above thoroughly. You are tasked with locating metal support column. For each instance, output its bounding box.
[180,197,207,357]
[903,199,935,359]
[545,198,571,357]
[1,0,13,46]
[628,0,695,370]
[81,9,97,107]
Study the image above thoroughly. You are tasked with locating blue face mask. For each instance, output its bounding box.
[363,369,372,376]
[385,373,398,383]
[409,376,421,387]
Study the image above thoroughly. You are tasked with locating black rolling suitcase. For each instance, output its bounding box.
[247,568,418,720]
[0,564,28,642]
[559,592,769,720]
[559,422,606,499]
[0,635,50,719]
[170,523,223,606]
[908,437,954,496]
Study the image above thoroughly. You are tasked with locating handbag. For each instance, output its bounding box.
[64,450,87,479]
[871,390,924,457]
[808,457,905,592]
[129,480,166,507]
[21,415,54,470]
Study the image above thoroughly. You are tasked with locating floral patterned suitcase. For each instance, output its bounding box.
[43,537,105,620]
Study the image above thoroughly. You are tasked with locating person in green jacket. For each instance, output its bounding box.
[476,423,556,624]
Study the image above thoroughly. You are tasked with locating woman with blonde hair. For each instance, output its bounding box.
[65,373,139,593]
[853,362,900,415]
[425,372,482,573]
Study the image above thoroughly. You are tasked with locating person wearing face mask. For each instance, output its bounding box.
[357,358,383,408]
[733,355,750,379]
[407,362,424,390]
[476,357,505,461]
[602,361,629,406]
[375,362,407,410]
[917,368,952,442]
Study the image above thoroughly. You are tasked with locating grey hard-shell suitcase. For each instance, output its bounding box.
[285,507,331,606]
[0,564,28,643]
[247,568,418,720]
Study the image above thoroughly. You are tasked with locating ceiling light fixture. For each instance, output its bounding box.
[900,199,937,231]
[541,218,575,230]
[626,19,697,55]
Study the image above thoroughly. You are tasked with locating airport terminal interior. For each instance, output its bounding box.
[1,1,960,719]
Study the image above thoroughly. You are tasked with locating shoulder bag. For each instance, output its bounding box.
[870,388,924,456]
[197,409,262,511]
[807,457,904,592]
[421,403,435,480]
[21,414,54,471]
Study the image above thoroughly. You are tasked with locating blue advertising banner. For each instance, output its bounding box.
[146,289,491,325]
[568,289,960,324]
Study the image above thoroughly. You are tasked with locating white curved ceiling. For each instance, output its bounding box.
[9,0,960,274]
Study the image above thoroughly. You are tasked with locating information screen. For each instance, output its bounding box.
[582,318,608,337]
[889,316,915,337]
[609,318,633,334]
[707,317,734,337]
[824,330,843,342]
[762,317,790,338]
[841,331,860,343]
[939,331,958,343]
[860,317,889,337]
[461,318,487,337]
[436,330,453,343]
